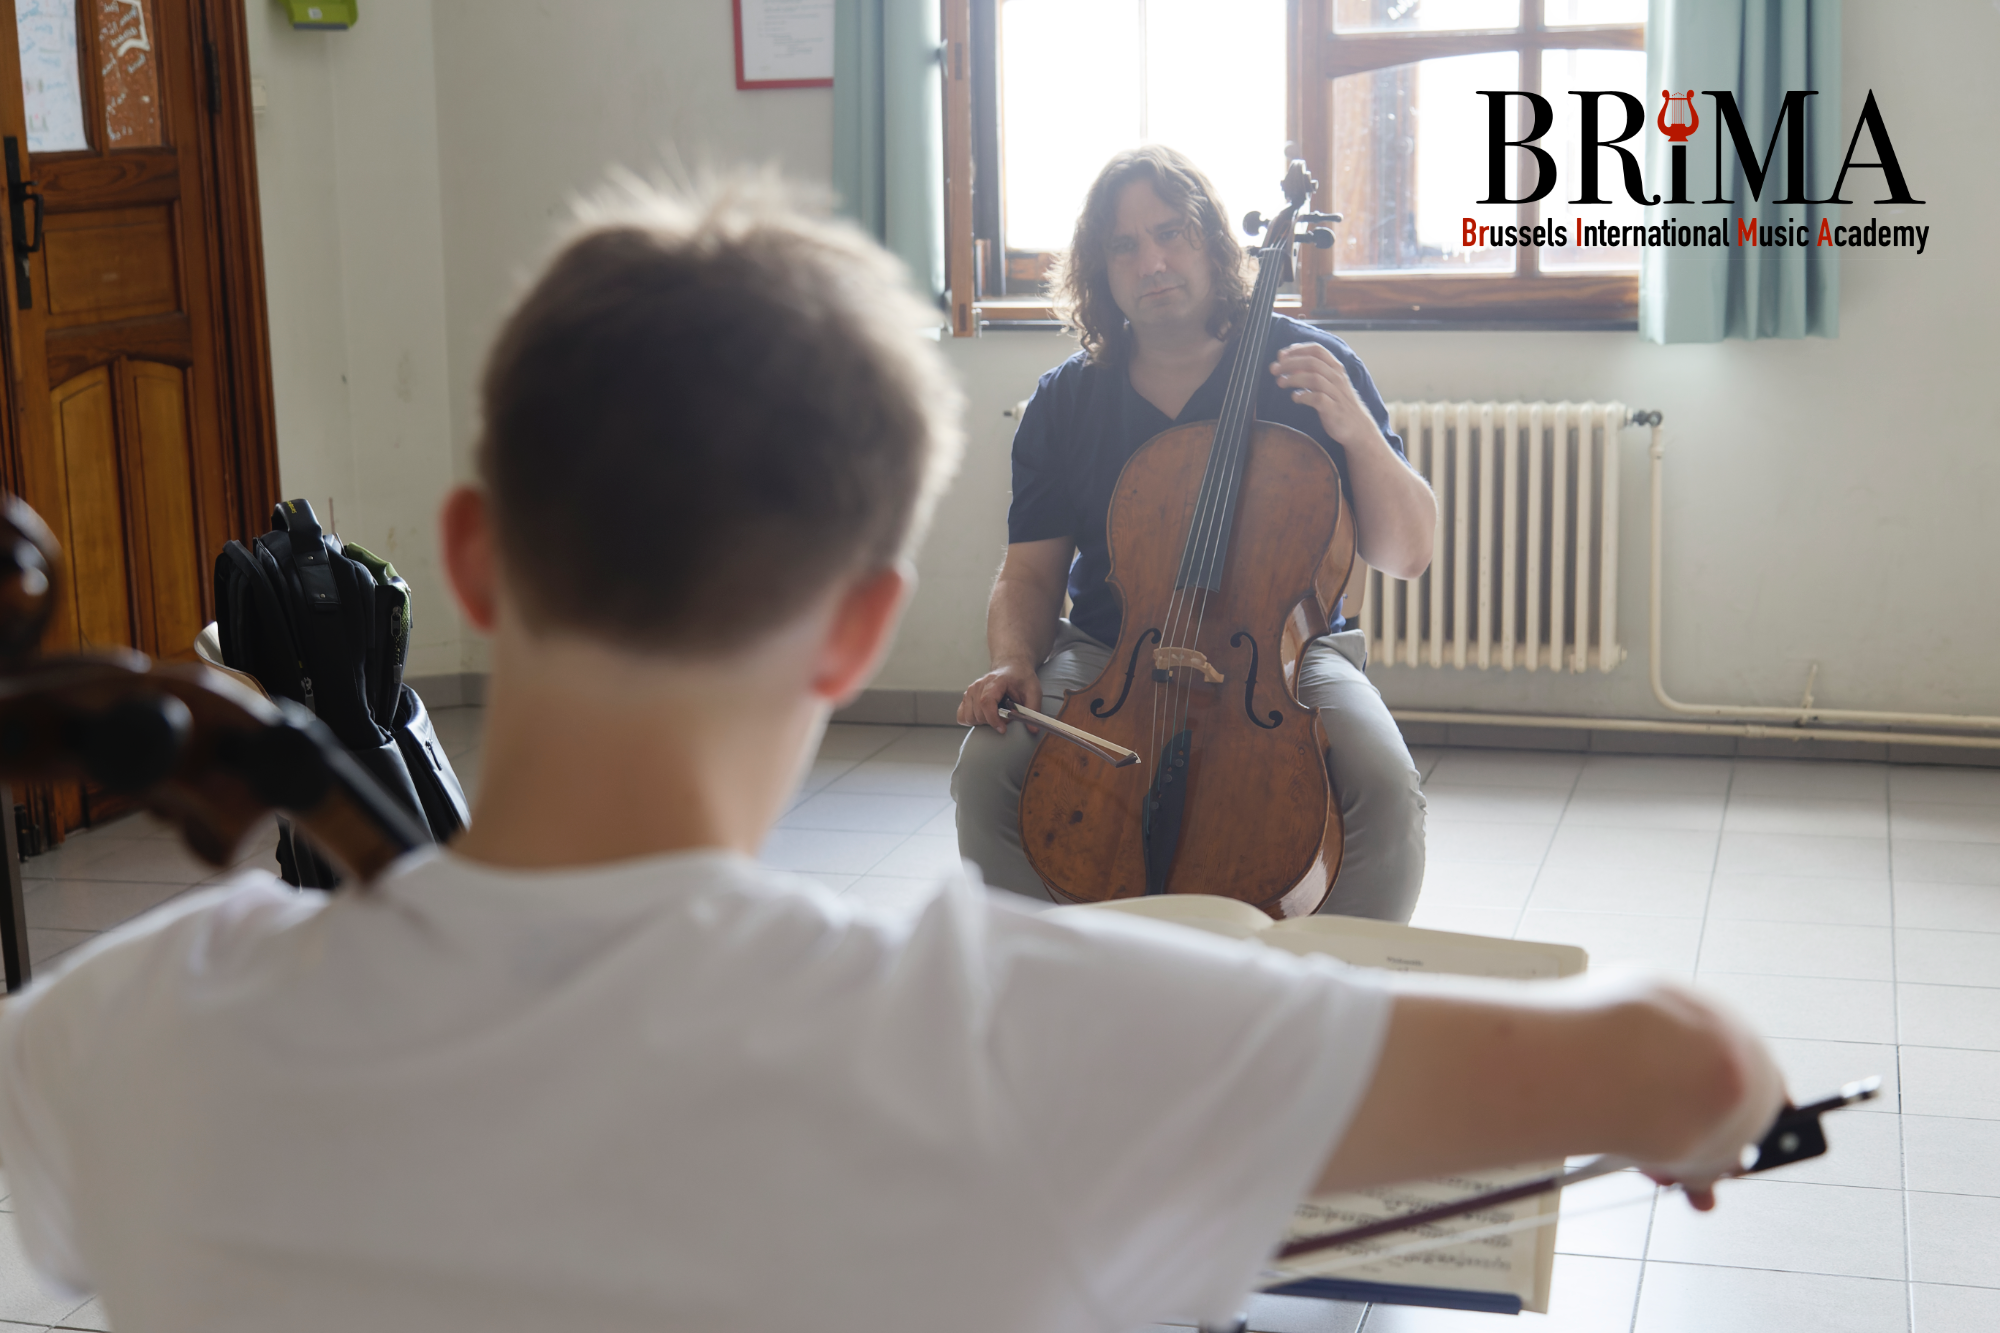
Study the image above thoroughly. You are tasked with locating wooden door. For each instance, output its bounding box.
[0,0,276,838]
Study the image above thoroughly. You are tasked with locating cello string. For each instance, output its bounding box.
[1180,228,1285,621]
[1144,205,1293,862]
[1168,230,1287,745]
[1166,252,1268,672]
[1176,239,1278,616]
[1164,265,1270,756]
[1169,217,1281,639]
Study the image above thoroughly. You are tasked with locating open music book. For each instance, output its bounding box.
[1065,896,1587,1315]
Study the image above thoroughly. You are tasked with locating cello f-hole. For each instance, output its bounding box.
[1230,631,1283,729]
[1090,627,1161,719]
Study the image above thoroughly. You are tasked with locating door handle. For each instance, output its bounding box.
[4,137,42,311]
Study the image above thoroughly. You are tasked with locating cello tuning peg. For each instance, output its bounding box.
[1305,227,1335,249]
[1242,211,1267,236]
[1298,211,1344,225]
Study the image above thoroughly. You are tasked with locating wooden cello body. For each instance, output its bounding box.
[1020,422,1353,915]
[1018,162,1355,917]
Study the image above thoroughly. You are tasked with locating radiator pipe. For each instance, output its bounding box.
[1388,413,2000,752]
[1644,422,2000,733]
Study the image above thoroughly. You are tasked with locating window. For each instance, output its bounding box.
[943,0,1645,333]
[1301,0,1644,321]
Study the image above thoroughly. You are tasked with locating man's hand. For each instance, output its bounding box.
[1269,341,1436,580]
[958,661,1040,733]
[1272,342,1382,450]
[964,538,1072,734]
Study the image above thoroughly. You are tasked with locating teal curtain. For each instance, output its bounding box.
[1640,0,1841,342]
[833,0,944,302]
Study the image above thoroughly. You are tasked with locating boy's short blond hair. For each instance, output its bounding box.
[476,172,963,653]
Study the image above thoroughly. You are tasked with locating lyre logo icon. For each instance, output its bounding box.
[1656,90,1698,144]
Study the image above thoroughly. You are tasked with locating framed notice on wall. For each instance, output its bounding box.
[733,0,835,90]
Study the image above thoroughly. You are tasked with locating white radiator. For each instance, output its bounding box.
[1356,402,1629,673]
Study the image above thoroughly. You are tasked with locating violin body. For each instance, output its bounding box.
[1019,416,1354,916]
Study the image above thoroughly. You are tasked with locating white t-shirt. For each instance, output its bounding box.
[0,850,1392,1333]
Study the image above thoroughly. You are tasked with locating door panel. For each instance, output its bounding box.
[123,356,199,662]
[0,1,279,841]
[42,204,179,324]
[51,362,127,651]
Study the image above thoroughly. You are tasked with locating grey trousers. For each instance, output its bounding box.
[950,624,1426,922]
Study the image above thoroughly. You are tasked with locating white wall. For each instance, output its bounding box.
[245,1,1998,720]
[245,0,458,676]
[423,0,835,673]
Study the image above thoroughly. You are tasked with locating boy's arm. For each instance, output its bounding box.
[1316,974,1783,1209]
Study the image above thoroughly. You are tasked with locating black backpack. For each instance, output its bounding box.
[214,499,468,885]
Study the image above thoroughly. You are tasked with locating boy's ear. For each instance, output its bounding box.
[440,486,500,633]
[811,564,913,705]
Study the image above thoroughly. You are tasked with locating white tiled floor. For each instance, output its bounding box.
[5,718,1999,1331]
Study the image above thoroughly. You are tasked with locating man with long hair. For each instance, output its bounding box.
[954,146,1437,919]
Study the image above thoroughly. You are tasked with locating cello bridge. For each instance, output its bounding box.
[1152,647,1225,684]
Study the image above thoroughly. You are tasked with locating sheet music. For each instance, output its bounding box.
[1274,1164,1557,1307]
[1258,913,1585,1312]
[1257,914,1586,980]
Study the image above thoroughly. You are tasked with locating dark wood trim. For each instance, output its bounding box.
[46,311,194,384]
[194,0,281,538]
[1314,271,1636,322]
[1298,0,1333,323]
[0,783,25,991]
[35,151,182,211]
[977,294,1309,329]
[942,0,977,337]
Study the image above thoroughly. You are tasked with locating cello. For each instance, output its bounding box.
[1018,161,1351,917]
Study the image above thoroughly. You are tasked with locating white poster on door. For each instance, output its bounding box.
[15,0,88,153]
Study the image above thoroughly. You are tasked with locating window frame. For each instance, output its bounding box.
[942,0,1644,336]
[1298,0,1642,324]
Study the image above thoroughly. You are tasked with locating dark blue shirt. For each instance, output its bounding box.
[1007,314,1406,648]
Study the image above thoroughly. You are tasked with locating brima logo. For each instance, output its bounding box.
[1477,89,1922,208]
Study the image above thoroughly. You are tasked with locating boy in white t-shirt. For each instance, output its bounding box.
[0,175,1782,1333]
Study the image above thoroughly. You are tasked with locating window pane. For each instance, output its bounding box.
[1542,0,1644,26]
[1330,52,1518,274]
[1142,0,1288,245]
[1001,0,1141,255]
[15,0,89,154]
[1537,46,1645,272]
[1000,0,1287,261]
[1332,0,1520,34]
[98,0,162,148]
